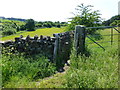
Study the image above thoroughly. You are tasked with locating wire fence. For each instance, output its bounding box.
[85,26,119,50]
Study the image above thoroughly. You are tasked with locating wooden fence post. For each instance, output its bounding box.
[74,25,86,55]
[53,34,60,65]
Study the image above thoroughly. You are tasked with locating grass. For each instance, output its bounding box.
[1,27,66,41]
[2,54,56,88]
[65,46,118,88]
[36,72,67,88]
[66,28,118,88]
[86,28,118,50]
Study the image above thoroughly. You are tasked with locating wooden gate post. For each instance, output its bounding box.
[74,25,86,55]
[53,33,64,71]
[53,33,59,64]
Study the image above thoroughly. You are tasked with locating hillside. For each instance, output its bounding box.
[0,18,67,39]
[1,27,66,41]
[0,17,26,21]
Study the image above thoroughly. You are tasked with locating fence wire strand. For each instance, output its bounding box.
[86,41,118,44]
[85,26,119,50]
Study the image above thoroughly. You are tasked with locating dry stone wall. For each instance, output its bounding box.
[1,31,74,64]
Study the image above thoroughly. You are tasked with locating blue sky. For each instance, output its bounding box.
[0,0,120,22]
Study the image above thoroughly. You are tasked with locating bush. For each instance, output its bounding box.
[19,25,26,31]
[56,24,61,28]
[2,53,56,87]
[2,28,16,36]
[35,24,43,28]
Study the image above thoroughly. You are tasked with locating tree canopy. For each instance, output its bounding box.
[67,4,102,34]
[102,15,120,26]
[25,19,35,31]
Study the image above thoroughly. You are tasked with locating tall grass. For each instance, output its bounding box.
[65,46,118,88]
[2,53,56,88]
[0,50,2,88]
[64,28,118,88]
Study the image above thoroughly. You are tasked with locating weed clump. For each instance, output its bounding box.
[2,53,56,88]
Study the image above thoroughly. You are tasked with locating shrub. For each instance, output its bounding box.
[2,53,56,87]
[56,24,61,28]
[2,28,16,36]
[19,25,26,31]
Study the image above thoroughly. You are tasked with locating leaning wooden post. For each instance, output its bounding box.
[53,34,59,65]
[74,25,86,55]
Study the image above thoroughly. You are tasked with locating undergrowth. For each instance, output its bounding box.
[65,46,118,88]
[2,53,56,88]
[35,28,119,88]
[64,28,118,88]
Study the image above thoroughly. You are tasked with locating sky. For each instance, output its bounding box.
[0,0,120,22]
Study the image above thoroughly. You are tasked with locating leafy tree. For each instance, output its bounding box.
[103,15,120,26]
[61,22,68,26]
[110,20,120,26]
[56,24,61,28]
[34,21,67,29]
[19,25,26,31]
[47,23,52,28]
[25,19,35,31]
[67,4,102,34]
[55,21,61,28]
[2,28,16,36]
[35,24,43,28]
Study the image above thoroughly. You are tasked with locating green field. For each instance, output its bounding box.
[1,27,66,41]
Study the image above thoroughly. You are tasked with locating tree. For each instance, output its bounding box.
[25,19,35,31]
[55,21,61,28]
[110,20,120,26]
[103,15,120,26]
[67,4,102,34]
[61,22,68,26]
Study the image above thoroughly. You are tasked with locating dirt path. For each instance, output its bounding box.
[35,61,70,88]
